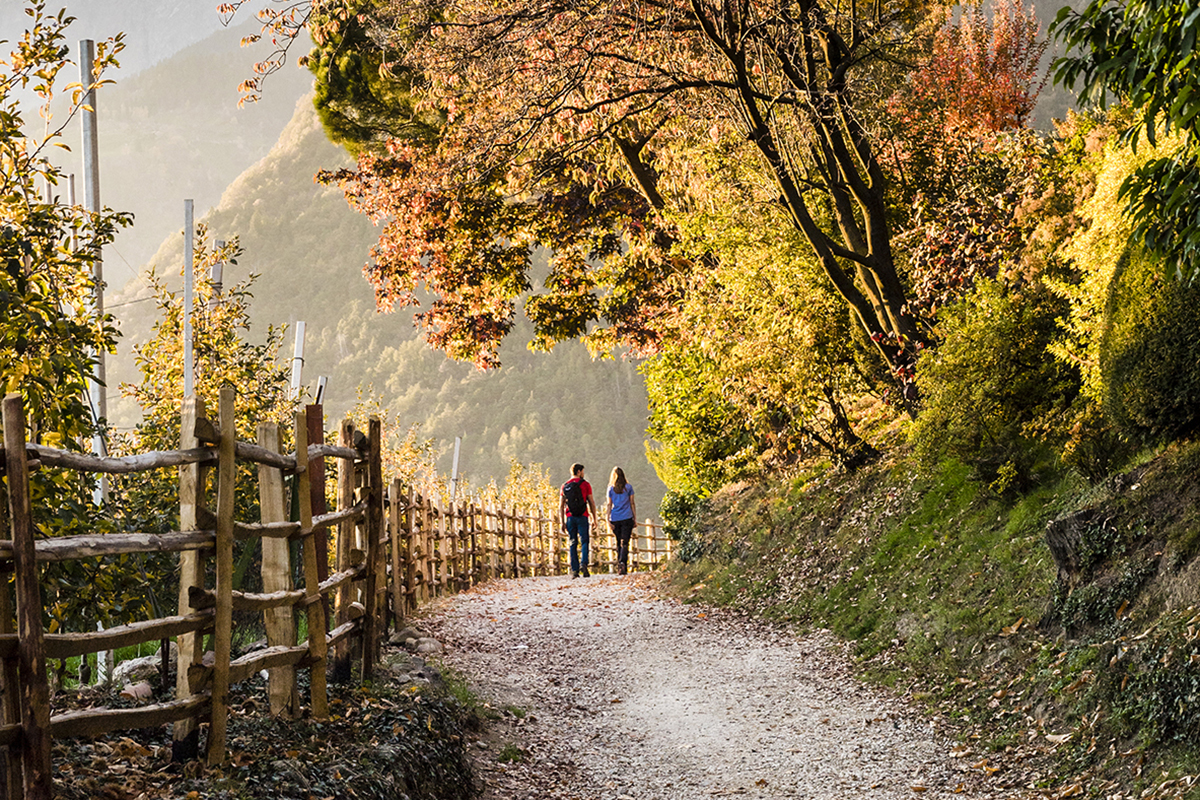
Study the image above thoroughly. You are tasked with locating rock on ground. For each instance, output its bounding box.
[422,573,1006,800]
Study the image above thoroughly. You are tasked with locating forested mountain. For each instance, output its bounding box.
[62,17,312,284]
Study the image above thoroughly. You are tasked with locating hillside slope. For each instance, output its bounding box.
[671,443,1200,798]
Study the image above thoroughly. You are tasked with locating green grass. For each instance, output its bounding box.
[496,743,527,763]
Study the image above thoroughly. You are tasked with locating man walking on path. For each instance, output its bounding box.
[561,463,598,578]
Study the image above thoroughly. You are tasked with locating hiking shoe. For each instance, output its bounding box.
[570,570,579,579]
[580,567,590,578]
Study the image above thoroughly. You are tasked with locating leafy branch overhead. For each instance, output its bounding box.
[218,0,1057,474]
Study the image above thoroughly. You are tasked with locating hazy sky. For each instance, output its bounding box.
[1,1,229,77]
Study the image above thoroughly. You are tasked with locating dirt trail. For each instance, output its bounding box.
[423,573,1000,800]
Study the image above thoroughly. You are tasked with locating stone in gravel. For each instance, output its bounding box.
[416,637,443,655]
[410,665,445,687]
[391,626,427,646]
[385,651,418,675]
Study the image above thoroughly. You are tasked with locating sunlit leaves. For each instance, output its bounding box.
[1052,0,1200,278]
[0,7,128,446]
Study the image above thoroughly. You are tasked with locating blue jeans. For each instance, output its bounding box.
[566,516,589,574]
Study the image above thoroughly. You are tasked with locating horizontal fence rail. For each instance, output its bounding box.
[0,389,671,800]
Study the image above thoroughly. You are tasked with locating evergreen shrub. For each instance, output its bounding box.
[1101,252,1200,443]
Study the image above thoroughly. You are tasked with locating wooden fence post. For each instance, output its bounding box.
[257,422,297,717]
[332,420,354,683]
[480,503,490,582]
[2,395,52,800]
[549,506,556,575]
[463,501,472,587]
[517,508,528,577]
[444,498,456,592]
[432,495,443,597]
[0,488,21,799]
[490,503,500,580]
[427,494,436,599]
[306,405,331,631]
[443,496,457,592]
[295,411,329,718]
[173,395,206,761]
[630,519,641,573]
[206,386,236,766]
[404,485,418,615]
[389,478,404,630]
[361,417,382,679]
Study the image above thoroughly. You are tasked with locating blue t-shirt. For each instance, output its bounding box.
[607,484,635,522]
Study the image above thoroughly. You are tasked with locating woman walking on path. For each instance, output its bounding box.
[604,467,637,575]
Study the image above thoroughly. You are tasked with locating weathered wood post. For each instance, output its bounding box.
[496,507,507,578]
[550,505,561,576]
[173,395,206,761]
[0,465,21,798]
[306,405,331,628]
[468,501,479,586]
[444,496,459,592]
[206,386,236,766]
[513,510,523,578]
[630,518,641,573]
[480,503,491,581]
[432,495,444,596]
[422,491,434,601]
[294,410,329,718]
[389,478,404,630]
[490,502,501,580]
[405,485,418,615]
[2,394,52,800]
[332,420,355,683]
[361,417,383,678]
[257,422,297,717]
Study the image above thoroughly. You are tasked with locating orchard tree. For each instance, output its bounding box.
[118,230,293,533]
[1,4,128,444]
[0,5,151,638]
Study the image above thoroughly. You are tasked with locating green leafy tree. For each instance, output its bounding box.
[1099,251,1200,443]
[300,3,441,154]
[642,347,759,496]
[1052,0,1200,278]
[117,229,292,527]
[1040,110,1195,473]
[656,149,878,473]
[1,4,127,445]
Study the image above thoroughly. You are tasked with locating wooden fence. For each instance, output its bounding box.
[0,389,670,799]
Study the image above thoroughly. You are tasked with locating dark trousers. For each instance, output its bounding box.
[611,518,634,573]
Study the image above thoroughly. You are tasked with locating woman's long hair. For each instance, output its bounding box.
[609,466,627,494]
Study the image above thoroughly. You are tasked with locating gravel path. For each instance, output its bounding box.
[423,573,998,800]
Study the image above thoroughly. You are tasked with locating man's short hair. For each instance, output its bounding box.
[572,463,585,476]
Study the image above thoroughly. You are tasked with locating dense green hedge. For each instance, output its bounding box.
[1101,251,1200,443]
